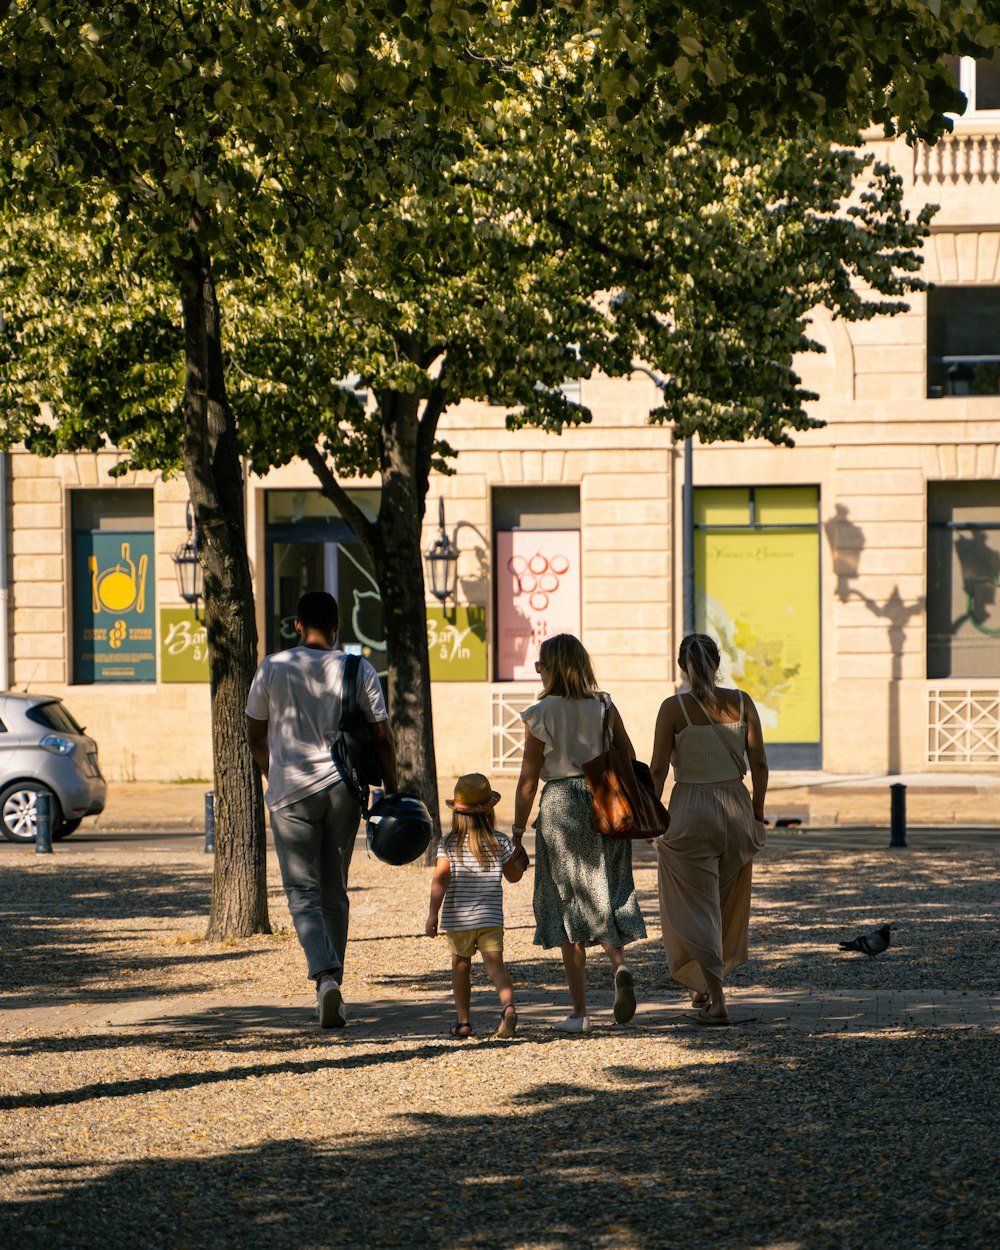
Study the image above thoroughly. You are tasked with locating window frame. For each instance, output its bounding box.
[925,283,1000,400]
[949,56,1000,121]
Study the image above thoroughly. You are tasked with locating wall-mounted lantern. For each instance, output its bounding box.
[424,498,460,603]
[172,501,204,620]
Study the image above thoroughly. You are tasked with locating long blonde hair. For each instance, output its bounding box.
[447,810,502,869]
[538,633,600,700]
[679,633,722,707]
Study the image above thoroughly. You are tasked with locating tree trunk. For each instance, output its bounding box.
[370,392,442,853]
[174,242,270,938]
[303,391,444,860]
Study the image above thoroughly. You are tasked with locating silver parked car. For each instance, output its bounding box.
[0,693,106,843]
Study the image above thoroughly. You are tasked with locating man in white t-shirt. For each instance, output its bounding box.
[246,590,397,1028]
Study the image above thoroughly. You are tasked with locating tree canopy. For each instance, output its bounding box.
[1,127,934,467]
[1,0,992,911]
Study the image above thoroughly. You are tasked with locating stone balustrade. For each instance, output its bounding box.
[914,128,1000,183]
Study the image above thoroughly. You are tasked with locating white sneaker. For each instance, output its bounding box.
[553,1014,591,1034]
[317,979,347,1029]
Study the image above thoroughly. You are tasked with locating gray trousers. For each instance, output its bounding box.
[269,782,361,982]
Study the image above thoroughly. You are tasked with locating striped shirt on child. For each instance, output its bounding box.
[437,833,517,931]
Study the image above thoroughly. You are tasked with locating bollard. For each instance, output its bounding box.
[204,790,215,853]
[889,783,907,848]
[35,791,53,855]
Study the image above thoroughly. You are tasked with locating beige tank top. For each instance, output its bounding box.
[672,692,748,785]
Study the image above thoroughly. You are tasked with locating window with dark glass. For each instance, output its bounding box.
[944,55,1000,113]
[927,285,1000,398]
[25,701,86,734]
[928,483,1000,679]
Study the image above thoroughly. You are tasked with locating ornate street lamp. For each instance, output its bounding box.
[172,501,204,620]
[424,498,459,603]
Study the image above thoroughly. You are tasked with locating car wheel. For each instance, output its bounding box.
[52,818,82,841]
[0,783,64,844]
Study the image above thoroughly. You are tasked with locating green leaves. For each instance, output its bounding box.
[0,0,967,480]
[0,204,185,468]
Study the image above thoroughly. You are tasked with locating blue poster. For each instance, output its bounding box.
[72,532,156,682]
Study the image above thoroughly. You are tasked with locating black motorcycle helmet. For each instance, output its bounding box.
[366,794,434,866]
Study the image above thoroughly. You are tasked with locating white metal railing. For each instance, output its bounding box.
[927,685,1000,764]
[491,686,537,772]
[914,131,1000,183]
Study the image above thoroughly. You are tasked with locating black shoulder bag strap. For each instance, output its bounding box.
[341,652,361,727]
[334,653,367,811]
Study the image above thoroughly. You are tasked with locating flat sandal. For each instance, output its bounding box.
[495,1005,518,1039]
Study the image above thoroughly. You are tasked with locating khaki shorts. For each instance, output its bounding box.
[446,925,504,958]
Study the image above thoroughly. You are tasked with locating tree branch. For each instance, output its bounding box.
[302,443,377,557]
[416,381,449,516]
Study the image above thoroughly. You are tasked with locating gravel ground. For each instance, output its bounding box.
[1,837,998,1248]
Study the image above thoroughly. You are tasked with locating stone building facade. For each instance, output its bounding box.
[6,89,1000,783]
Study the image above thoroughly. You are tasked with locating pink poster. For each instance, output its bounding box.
[496,530,581,680]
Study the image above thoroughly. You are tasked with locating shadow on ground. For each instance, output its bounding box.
[0,863,247,1006]
[0,1029,996,1249]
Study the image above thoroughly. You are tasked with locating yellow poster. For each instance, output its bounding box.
[696,529,820,744]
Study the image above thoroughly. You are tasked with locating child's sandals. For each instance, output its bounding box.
[495,1004,518,1039]
[450,1021,473,1039]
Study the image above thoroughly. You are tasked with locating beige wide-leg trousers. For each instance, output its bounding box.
[656,778,764,994]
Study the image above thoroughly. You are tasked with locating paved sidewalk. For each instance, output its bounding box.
[5,987,998,1040]
[86,769,1000,832]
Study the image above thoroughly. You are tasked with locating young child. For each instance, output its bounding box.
[426,773,530,1039]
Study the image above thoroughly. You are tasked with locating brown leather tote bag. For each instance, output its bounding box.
[582,699,670,839]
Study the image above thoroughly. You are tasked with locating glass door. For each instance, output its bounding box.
[265,521,387,678]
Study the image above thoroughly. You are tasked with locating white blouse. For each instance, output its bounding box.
[521,694,608,780]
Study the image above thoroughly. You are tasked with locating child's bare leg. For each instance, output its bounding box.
[451,955,472,1027]
[482,950,517,1038]
[480,950,514,1012]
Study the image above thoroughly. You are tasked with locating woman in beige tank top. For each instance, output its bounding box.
[649,634,769,1024]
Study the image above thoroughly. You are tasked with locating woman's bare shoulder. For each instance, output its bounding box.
[721,687,759,715]
[656,693,685,722]
[707,687,745,719]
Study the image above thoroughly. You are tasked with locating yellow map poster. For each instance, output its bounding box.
[696,529,820,744]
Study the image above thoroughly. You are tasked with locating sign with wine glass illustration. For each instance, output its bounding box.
[72,532,156,682]
[496,531,581,680]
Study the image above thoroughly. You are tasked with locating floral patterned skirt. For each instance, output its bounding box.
[532,776,647,950]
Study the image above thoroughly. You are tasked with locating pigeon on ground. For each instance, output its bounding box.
[838,924,892,958]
